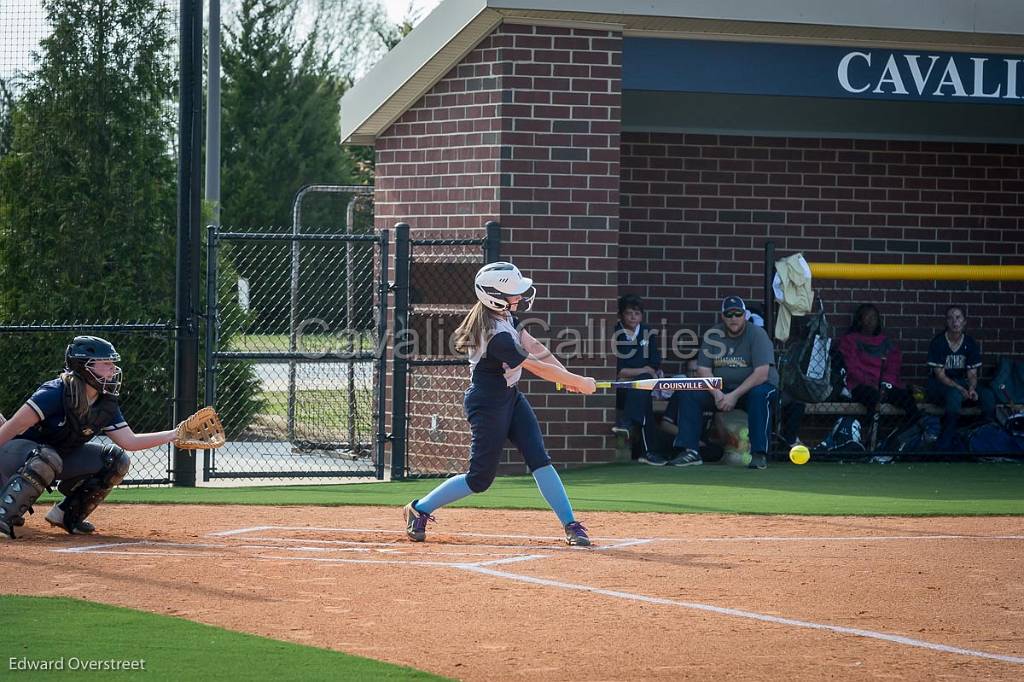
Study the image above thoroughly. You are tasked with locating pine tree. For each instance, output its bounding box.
[0,0,179,427]
[0,0,177,323]
[221,0,376,332]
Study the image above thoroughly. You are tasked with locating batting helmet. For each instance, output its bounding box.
[474,262,535,312]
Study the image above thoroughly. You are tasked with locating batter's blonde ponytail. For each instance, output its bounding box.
[453,302,496,354]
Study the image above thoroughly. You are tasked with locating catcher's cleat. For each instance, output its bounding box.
[564,521,592,547]
[403,501,434,542]
[45,504,96,534]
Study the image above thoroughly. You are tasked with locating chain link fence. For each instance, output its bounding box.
[0,324,175,484]
[391,223,500,479]
[204,187,388,482]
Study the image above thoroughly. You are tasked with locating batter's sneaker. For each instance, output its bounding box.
[45,504,96,535]
[402,501,434,542]
[564,521,591,547]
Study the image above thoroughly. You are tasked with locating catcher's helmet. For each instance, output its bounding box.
[474,262,535,312]
[65,336,122,396]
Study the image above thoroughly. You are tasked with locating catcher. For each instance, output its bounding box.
[0,336,223,538]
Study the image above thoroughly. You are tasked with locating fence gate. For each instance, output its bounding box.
[204,186,389,481]
[391,222,500,479]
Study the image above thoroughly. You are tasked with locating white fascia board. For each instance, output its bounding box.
[340,0,1024,144]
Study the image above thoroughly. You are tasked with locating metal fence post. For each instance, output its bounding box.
[375,229,390,480]
[173,0,204,487]
[485,221,501,262]
[204,224,219,482]
[391,223,411,480]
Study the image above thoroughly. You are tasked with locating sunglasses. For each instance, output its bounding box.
[722,310,745,319]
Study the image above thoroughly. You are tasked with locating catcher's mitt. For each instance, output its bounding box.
[176,406,225,449]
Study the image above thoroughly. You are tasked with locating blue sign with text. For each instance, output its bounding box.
[623,38,1023,105]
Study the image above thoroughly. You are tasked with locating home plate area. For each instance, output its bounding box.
[54,525,651,569]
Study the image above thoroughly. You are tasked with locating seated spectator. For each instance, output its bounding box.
[612,294,665,465]
[926,305,996,450]
[672,296,778,469]
[838,304,920,438]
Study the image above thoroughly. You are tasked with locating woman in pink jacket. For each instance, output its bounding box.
[838,304,920,428]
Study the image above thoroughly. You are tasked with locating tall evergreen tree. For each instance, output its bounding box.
[0,0,176,323]
[222,0,381,331]
[0,0,177,428]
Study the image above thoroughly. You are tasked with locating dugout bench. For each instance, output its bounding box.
[614,397,981,461]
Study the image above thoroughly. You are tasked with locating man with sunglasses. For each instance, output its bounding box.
[671,296,779,469]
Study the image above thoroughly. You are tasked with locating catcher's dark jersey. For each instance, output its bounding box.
[21,378,126,453]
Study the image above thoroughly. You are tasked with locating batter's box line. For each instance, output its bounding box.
[206,525,658,551]
[52,540,543,569]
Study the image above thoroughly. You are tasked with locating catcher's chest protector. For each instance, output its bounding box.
[50,394,120,455]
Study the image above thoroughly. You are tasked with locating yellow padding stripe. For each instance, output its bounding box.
[809,263,1024,281]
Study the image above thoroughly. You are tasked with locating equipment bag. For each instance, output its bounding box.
[779,299,833,403]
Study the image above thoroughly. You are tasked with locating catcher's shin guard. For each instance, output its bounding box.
[55,445,129,534]
[0,446,63,539]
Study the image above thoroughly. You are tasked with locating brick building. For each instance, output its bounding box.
[341,0,1024,472]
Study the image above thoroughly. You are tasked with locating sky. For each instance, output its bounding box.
[0,0,443,81]
[381,0,441,24]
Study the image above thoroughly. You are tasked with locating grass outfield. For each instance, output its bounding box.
[82,461,1024,515]
[3,596,450,681]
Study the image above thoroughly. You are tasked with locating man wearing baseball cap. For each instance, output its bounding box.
[671,295,778,469]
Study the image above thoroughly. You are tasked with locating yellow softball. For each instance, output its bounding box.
[789,444,810,465]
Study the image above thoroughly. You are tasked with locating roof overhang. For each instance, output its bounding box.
[340,0,1024,145]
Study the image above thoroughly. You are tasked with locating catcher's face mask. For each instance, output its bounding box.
[85,360,123,397]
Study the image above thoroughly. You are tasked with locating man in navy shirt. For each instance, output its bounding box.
[926,305,995,450]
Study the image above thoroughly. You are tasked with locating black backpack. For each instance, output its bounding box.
[779,300,833,403]
[811,416,868,461]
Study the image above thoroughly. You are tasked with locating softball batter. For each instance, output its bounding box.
[403,262,597,546]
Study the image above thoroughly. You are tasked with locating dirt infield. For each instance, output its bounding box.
[4,505,1024,680]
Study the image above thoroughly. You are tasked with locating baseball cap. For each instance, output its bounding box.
[721,295,746,314]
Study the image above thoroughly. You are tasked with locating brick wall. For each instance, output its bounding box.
[375,24,623,470]
[620,133,1024,385]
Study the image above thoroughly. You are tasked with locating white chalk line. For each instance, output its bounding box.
[461,565,1024,666]
[222,534,584,553]
[461,554,551,568]
[206,526,653,553]
[672,534,1024,543]
[206,525,647,544]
